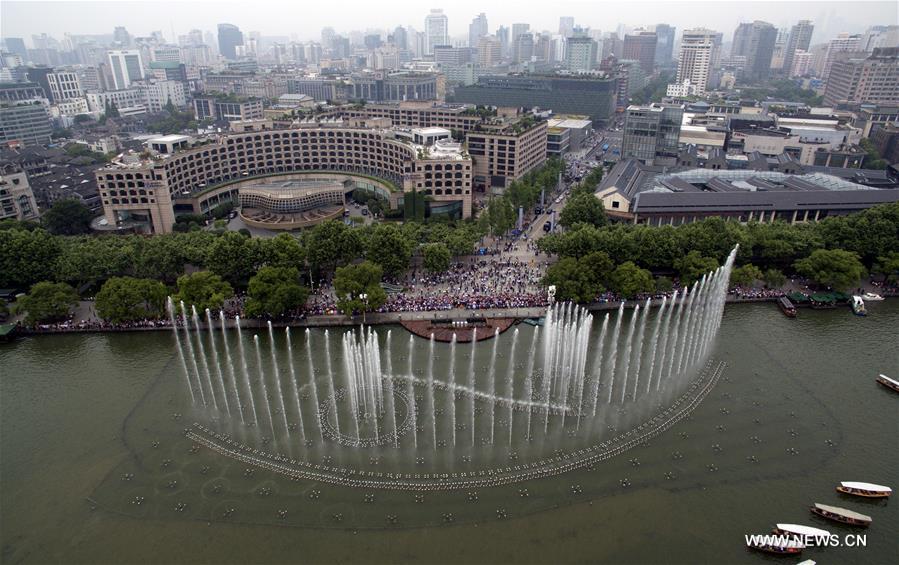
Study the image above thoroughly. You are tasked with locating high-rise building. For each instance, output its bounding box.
[675,29,717,95]
[217,23,244,60]
[565,35,597,73]
[47,70,83,101]
[478,36,502,67]
[653,24,676,66]
[469,13,488,50]
[731,21,777,82]
[512,23,530,43]
[392,26,408,51]
[3,38,28,61]
[559,17,575,38]
[782,20,814,78]
[823,47,899,106]
[789,49,813,78]
[107,49,144,90]
[320,27,336,51]
[425,9,449,55]
[496,26,510,58]
[113,26,131,47]
[0,84,53,147]
[621,103,683,165]
[513,33,534,64]
[859,25,899,52]
[822,33,862,81]
[623,31,657,74]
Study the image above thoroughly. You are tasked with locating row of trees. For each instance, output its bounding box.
[539,203,899,296]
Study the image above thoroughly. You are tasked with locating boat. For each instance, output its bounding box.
[796,561,816,565]
[876,374,899,393]
[778,296,797,317]
[774,523,832,540]
[810,503,872,526]
[850,295,867,316]
[836,481,892,498]
[862,292,884,301]
[747,538,804,555]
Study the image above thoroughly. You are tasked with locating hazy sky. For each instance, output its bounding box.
[2,0,896,46]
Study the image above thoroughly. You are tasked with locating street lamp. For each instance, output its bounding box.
[360,293,369,325]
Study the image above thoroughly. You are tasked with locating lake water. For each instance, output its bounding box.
[1,301,896,564]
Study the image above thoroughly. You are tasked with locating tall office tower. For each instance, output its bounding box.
[789,50,813,77]
[824,47,899,106]
[496,26,510,58]
[3,38,28,61]
[821,33,862,81]
[622,103,683,165]
[321,27,336,51]
[512,23,530,43]
[565,35,597,72]
[675,28,717,95]
[559,17,575,38]
[217,23,244,60]
[623,31,657,74]
[106,49,144,89]
[782,20,814,78]
[469,13,488,49]
[653,24,676,66]
[859,25,899,52]
[425,9,449,55]
[478,36,502,67]
[392,26,408,51]
[185,29,204,46]
[770,28,790,70]
[113,26,131,47]
[514,33,534,64]
[732,20,777,82]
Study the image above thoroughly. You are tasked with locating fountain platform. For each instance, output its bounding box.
[400,318,515,342]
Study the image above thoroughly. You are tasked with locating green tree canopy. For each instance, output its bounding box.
[730,264,764,287]
[264,233,306,270]
[42,199,94,235]
[366,223,414,276]
[304,220,364,274]
[95,277,167,323]
[794,249,866,291]
[175,271,234,312]
[422,242,452,273]
[873,251,899,283]
[542,251,613,303]
[17,281,79,325]
[244,266,309,318]
[559,192,607,228]
[333,261,387,316]
[206,231,266,287]
[608,261,655,299]
[675,251,719,287]
[0,227,61,288]
[763,268,787,288]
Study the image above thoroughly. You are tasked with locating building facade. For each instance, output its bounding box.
[622,103,684,165]
[675,29,717,95]
[0,163,40,221]
[107,49,144,89]
[823,47,899,107]
[465,117,548,192]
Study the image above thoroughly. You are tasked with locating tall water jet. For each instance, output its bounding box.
[253,334,277,439]
[384,330,397,447]
[448,333,457,446]
[588,313,610,417]
[524,326,539,439]
[180,301,206,406]
[653,290,679,391]
[304,329,323,442]
[644,296,668,395]
[505,328,519,446]
[605,302,626,404]
[267,322,290,439]
[234,316,257,424]
[619,304,639,404]
[427,333,437,450]
[219,311,244,423]
[167,297,196,405]
[629,299,651,402]
[468,328,477,446]
[407,333,417,449]
[206,309,231,417]
[322,330,337,439]
[192,306,219,411]
[487,327,500,443]
[285,327,306,441]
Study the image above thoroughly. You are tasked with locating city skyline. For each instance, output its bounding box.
[2,0,896,46]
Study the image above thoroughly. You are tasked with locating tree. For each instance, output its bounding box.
[422,243,451,273]
[608,261,655,299]
[542,251,612,303]
[53,236,135,287]
[674,251,719,287]
[175,271,233,312]
[794,249,866,291]
[873,251,899,283]
[559,192,607,228]
[244,266,309,318]
[42,199,94,235]
[95,277,167,323]
[478,197,515,236]
[655,276,674,293]
[366,223,414,276]
[304,220,364,274]
[205,231,265,287]
[16,281,78,325]
[333,261,387,316]
[729,264,764,287]
[264,233,306,270]
[763,268,786,289]
[0,227,61,289]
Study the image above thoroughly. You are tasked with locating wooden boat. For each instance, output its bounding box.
[774,523,832,540]
[747,538,804,555]
[810,503,872,526]
[778,296,797,318]
[836,481,892,498]
[876,374,899,393]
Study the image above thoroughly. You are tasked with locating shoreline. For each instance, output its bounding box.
[9,295,845,337]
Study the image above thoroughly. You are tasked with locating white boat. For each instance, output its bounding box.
[877,374,899,393]
[796,561,816,565]
[851,295,867,316]
[837,481,892,498]
[862,292,884,301]
[775,523,832,539]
